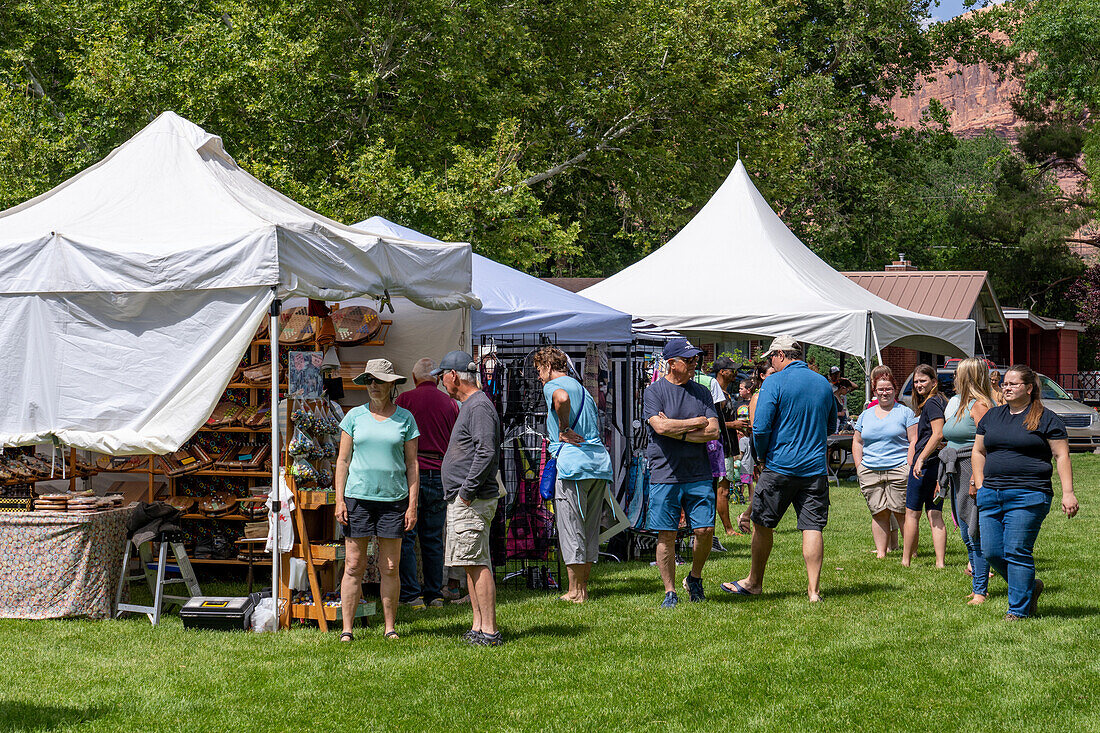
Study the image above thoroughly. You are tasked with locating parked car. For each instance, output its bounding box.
[901,365,1100,451]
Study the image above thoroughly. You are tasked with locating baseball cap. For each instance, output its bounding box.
[713,356,738,372]
[829,366,841,375]
[662,338,703,360]
[430,350,477,376]
[762,334,799,359]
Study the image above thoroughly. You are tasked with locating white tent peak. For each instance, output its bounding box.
[0,111,479,309]
[581,161,975,358]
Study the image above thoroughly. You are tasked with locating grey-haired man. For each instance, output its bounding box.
[434,350,504,645]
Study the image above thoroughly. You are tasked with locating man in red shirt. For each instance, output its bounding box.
[395,357,460,607]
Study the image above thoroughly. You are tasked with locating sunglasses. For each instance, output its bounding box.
[360,376,389,385]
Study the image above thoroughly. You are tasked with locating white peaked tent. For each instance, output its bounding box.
[0,112,479,455]
[581,160,976,360]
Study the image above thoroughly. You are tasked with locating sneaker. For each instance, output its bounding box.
[462,628,480,642]
[660,591,679,609]
[711,536,728,552]
[469,630,504,646]
[399,597,426,609]
[426,597,444,608]
[683,573,706,602]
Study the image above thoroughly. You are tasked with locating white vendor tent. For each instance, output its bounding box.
[356,216,634,344]
[581,160,976,361]
[0,112,479,455]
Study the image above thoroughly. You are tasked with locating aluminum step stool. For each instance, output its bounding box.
[115,530,201,625]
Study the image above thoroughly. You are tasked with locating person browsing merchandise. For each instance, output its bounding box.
[643,338,720,609]
[535,347,613,604]
[335,359,420,642]
[435,350,505,645]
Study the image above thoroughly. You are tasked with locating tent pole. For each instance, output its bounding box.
[865,312,873,404]
[269,289,282,630]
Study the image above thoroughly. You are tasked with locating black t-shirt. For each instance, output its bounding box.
[913,393,947,463]
[643,378,717,484]
[977,405,1068,493]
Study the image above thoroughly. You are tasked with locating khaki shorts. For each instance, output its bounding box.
[444,496,498,567]
[857,464,908,515]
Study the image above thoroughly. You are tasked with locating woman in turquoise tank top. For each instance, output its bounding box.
[940,358,996,605]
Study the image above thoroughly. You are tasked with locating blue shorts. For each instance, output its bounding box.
[905,458,943,512]
[646,480,716,531]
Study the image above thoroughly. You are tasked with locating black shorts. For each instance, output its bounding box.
[750,470,829,531]
[343,497,408,539]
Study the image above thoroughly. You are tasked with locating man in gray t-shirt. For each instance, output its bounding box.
[434,351,504,646]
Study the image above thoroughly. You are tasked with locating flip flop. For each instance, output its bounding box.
[338,631,354,643]
[384,630,400,640]
[720,580,758,596]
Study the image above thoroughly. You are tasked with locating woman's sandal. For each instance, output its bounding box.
[339,631,354,643]
[384,630,400,640]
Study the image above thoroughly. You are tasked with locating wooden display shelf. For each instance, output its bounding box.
[254,320,390,348]
[293,543,344,562]
[290,601,375,623]
[188,557,249,565]
[297,490,336,510]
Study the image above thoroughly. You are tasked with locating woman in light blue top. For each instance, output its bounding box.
[335,359,419,641]
[852,366,917,558]
[535,347,612,603]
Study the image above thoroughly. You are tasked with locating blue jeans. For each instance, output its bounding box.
[957,513,989,596]
[977,487,1051,617]
[399,470,446,603]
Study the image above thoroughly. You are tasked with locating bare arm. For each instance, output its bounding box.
[552,388,582,444]
[913,418,944,478]
[905,423,918,467]
[970,434,986,497]
[403,437,419,530]
[1050,439,1078,517]
[683,417,720,443]
[648,413,708,437]
[851,431,863,467]
[335,431,354,524]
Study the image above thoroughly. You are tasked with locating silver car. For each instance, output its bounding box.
[900,368,1100,451]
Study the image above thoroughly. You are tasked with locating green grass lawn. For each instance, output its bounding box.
[3,455,1098,732]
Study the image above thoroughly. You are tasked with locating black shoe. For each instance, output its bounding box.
[683,573,706,602]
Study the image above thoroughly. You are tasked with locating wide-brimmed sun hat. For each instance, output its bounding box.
[352,358,408,385]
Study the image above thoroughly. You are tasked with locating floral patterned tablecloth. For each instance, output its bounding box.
[0,506,134,619]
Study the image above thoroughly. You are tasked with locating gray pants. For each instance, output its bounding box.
[554,478,607,565]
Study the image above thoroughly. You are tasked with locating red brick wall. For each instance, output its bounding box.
[881,346,919,383]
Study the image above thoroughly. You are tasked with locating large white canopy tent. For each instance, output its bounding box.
[581,160,976,367]
[0,112,479,456]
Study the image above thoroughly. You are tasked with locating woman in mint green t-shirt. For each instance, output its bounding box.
[334,359,420,641]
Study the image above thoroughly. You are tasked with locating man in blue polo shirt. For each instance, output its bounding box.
[721,335,836,602]
[643,338,720,608]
